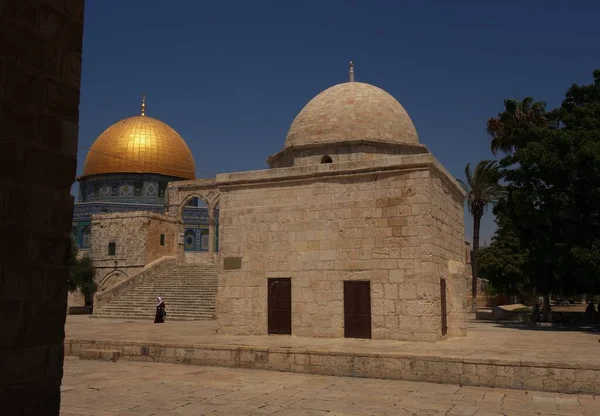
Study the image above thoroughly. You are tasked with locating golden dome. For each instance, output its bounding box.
[81,110,195,180]
[285,81,419,149]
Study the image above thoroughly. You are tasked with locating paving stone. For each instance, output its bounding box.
[60,357,600,416]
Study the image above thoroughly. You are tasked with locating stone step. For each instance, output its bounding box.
[115,296,217,301]
[79,349,121,362]
[111,302,216,306]
[137,281,219,290]
[98,303,216,308]
[153,280,219,282]
[124,290,218,294]
[140,278,218,280]
[122,289,218,293]
[137,283,218,286]
[99,306,215,312]
[104,298,217,302]
[141,280,218,282]
[92,313,215,321]
[159,272,218,275]
[95,264,219,321]
[155,277,218,280]
[97,311,215,316]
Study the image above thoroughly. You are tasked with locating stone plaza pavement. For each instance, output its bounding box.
[61,357,600,415]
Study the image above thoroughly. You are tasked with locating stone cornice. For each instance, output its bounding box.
[217,153,466,198]
[166,178,217,191]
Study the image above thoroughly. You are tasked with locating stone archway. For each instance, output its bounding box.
[178,191,220,255]
[99,270,130,291]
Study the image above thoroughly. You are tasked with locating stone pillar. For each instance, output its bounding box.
[0,1,85,414]
[208,210,215,254]
[176,221,185,263]
[446,260,469,338]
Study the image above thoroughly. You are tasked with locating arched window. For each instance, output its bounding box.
[82,226,91,249]
[321,155,333,164]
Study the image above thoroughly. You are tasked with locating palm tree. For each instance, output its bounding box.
[486,97,547,155]
[458,160,505,311]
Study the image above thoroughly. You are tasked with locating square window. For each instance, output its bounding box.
[160,234,165,246]
[108,242,116,256]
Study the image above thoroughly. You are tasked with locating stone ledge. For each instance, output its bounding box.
[79,349,121,362]
[64,338,600,394]
[214,153,465,198]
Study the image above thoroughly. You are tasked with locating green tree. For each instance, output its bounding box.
[68,236,98,307]
[486,97,547,155]
[72,255,98,306]
[497,69,600,319]
[458,160,505,311]
[478,201,528,299]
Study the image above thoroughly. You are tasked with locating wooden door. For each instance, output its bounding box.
[440,278,448,336]
[344,281,372,339]
[268,278,291,335]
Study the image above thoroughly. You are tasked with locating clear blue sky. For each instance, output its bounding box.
[77,0,600,243]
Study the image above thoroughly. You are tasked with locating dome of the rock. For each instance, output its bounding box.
[81,112,195,180]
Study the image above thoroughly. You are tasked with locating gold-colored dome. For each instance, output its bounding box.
[81,110,195,180]
[285,81,419,149]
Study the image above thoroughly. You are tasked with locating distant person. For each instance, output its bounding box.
[530,303,541,323]
[154,297,166,323]
[586,302,596,315]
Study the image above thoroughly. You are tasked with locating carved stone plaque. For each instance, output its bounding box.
[223,257,242,270]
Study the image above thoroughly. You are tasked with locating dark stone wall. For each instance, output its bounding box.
[0,1,84,414]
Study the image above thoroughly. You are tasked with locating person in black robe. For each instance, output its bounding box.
[154,297,166,323]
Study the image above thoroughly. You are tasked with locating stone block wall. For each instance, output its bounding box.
[0,0,84,414]
[91,212,178,290]
[214,155,466,341]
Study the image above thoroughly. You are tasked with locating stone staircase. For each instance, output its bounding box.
[93,264,218,321]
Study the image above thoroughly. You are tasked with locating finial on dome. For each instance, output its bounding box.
[141,94,146,116]
[349,61,355,82]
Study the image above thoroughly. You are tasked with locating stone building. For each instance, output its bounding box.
[71,98,219,291]
[160,64,468,341]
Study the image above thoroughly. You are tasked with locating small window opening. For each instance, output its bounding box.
[108,242,116,256]
[321,155,333,164]
[160,234,165,246]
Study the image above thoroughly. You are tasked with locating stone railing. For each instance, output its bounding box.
[94,256,176,311]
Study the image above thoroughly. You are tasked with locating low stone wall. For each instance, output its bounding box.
[94,256,176,310]
[64,338,600,394]
[68,306,93,315]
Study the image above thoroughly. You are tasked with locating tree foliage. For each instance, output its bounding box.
[478,201,528,297]
[486,69,600,309]
[68,236,98,305]
[486,97,548,155]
